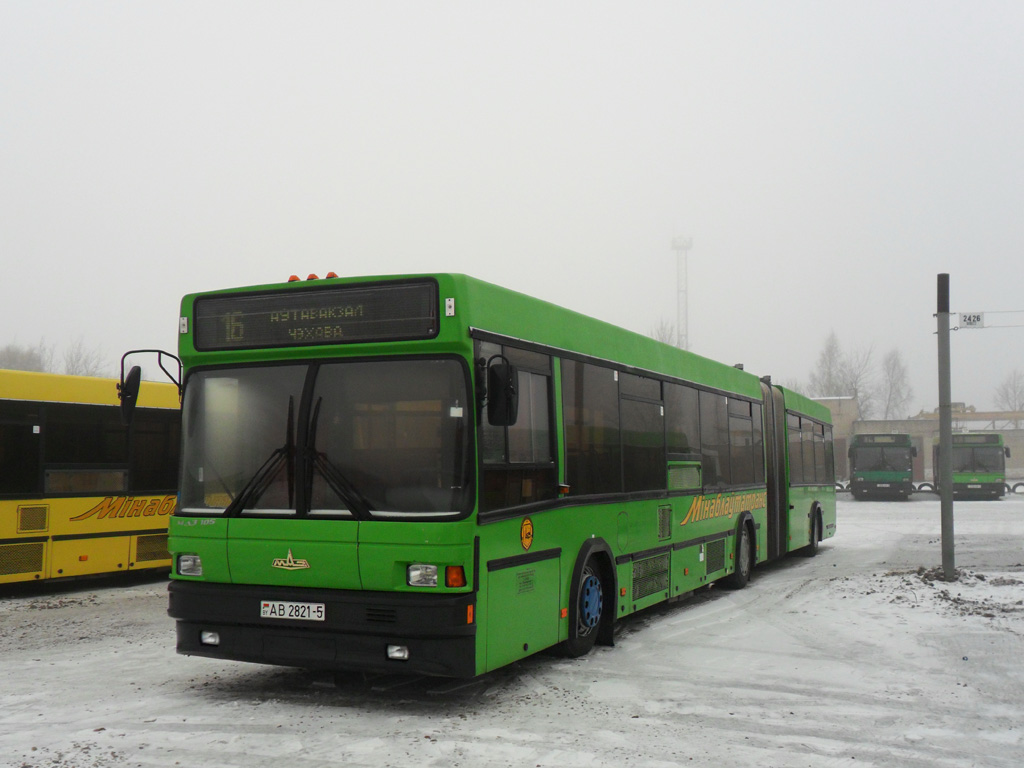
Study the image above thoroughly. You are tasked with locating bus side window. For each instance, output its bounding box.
[480,343,557,512]
[0,405,42,495]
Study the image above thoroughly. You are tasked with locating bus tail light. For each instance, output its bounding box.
[445,566,467,588]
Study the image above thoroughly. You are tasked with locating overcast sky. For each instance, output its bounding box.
[2,1,1022,415]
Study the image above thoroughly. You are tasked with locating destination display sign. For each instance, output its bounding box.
[192,280,439,350]
[953,434,999,445]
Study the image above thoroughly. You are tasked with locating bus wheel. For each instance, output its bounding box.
[1014,483,1024,494]
[803,513,821,557]
[563,559,604,658]
[722,523,752,589]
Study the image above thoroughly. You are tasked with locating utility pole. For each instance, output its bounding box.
[936,274,956,581]
[672,236,693,350]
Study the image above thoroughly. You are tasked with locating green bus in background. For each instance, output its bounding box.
[933,432,1010,500]
[124,273,835,678]
[848,433,916,500]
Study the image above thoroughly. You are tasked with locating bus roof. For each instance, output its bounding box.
[0,368,179,409]
[775,385,832,424]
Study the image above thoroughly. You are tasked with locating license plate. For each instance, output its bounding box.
[877,483,890,488]
[260,600,326,621]
[968,484,982,489]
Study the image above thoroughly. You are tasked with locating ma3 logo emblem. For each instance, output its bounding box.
[272,549,310,570]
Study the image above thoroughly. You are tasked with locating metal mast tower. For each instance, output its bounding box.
[672,236,693,350]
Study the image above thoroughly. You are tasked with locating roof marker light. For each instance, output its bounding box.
[307,274,319,281]
[288,275,300,282]
[326,271,338,278]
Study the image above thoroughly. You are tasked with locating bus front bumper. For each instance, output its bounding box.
[168,580,477,678]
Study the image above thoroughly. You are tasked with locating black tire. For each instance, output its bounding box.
[562,558,604,658]
[722,522,753,589]
[803,512,821,557]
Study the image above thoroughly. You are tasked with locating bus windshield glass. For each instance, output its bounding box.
[953,445,1006,473]
[179,359,472,518]
[852,446,913,472]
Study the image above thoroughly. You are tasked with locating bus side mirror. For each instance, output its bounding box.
[1006,447,1012,458]
[912,447,918,457]
[487,362,519,427]
[118,365,142,425]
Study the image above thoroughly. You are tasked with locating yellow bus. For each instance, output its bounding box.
[0,369,180,585]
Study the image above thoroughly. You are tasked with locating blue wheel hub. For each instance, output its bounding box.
[579,572,603,630]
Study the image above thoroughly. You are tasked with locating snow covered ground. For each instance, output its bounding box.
[2,496,1023,768]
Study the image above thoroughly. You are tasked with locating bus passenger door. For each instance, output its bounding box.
[761,382,787,561]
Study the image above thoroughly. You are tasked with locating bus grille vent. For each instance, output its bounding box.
[706,539,726,574]
[632,553,670,600]
[0,543,44,576]
[18,505,48,533]
[136,534,170,562]
[657,506,671,540]
[366,607,397,623]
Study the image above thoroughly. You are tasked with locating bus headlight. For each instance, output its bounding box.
[178,554,203,576]
[407,563,437,587]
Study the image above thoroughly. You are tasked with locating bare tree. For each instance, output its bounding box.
[879,349,913,420]
[841,345,876,419]
[63,336,107,377]
[994,369,1024,428]
[808,331,844,396]
[807,331,877,418]
[648,318,676,345]
[0,340,55,372]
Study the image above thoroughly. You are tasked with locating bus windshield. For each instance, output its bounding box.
[953,445,1005,474]
[179,359,473,518]
[852,446,912,472]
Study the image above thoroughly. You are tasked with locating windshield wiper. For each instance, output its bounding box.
[223,396,295,516]
[307,397,374,519]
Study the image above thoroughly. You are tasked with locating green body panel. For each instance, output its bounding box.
[224,519,359,589]
[951,471,1002,484]
[484,556,561,671]
[856,470,912,483]
[473,490,767,673]
[172,516,477,593]
[356,519,476,594]
[169,516,230,582]
[785,485,835,552]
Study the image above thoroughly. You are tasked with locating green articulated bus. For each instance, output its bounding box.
[933,432,1010,500]
[848,433,916,500]
[127,273,836,678]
